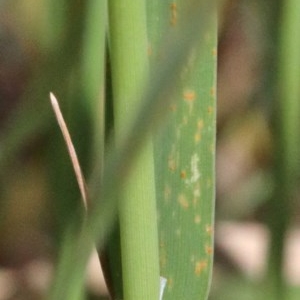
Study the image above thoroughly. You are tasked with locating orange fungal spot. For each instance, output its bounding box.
[206,225,213,235]
[147,44,153,56]
[168,158,176,171]
[210,87,216,97]
[178,194,189,209]
[183,90,196,102]
[197,119,204,130]
[193,197,199,207]
[206,178,212,188]
[170,2,177,26]
[160,243,167,267]
[194,215,201,224]
[180,170,187,179]
[168,278,174,288]
[212,47,217,57]
[205,245,213,255]
[194,133,201,143]
[164,185,171,201]
[195,260,207,276]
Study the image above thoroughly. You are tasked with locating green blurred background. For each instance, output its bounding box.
[0,0,299,299]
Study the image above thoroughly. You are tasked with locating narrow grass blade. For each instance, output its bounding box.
[267,0,300,298]
[148,1,217,299]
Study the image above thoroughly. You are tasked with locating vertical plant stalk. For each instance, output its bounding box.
[108,1,160,299]
[268,0,300,298]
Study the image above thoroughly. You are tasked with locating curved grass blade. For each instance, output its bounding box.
[50,92,88,208]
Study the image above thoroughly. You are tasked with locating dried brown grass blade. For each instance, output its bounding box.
[50,92,88,209]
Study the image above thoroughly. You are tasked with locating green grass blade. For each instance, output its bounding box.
[277,0,300,174]
[267,0,300,298]
[148,2,217,299]
[81,0,107,172]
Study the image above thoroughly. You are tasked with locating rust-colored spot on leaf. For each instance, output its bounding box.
[194,260,207,276]
[206,178,212,188]
[206,225,213,235]
[164,184,171,201]
[207,106,213,114]
[178,194,189,209]
[183,90,196,102]
[194,215,201,224]
[205,245,213,255]
[168,157,176,171]
[194,132,201,143]
[147,44,153,56]
[193,183,201,197]
[170,2,177,26]
[197,119,204,130]
[160,255,167,268]
[210,87,216,97]
[160,240,167,268]
[192,184,201,207]
[180,170,187,179]
[168,277,174,288]
[212,47,217,57]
